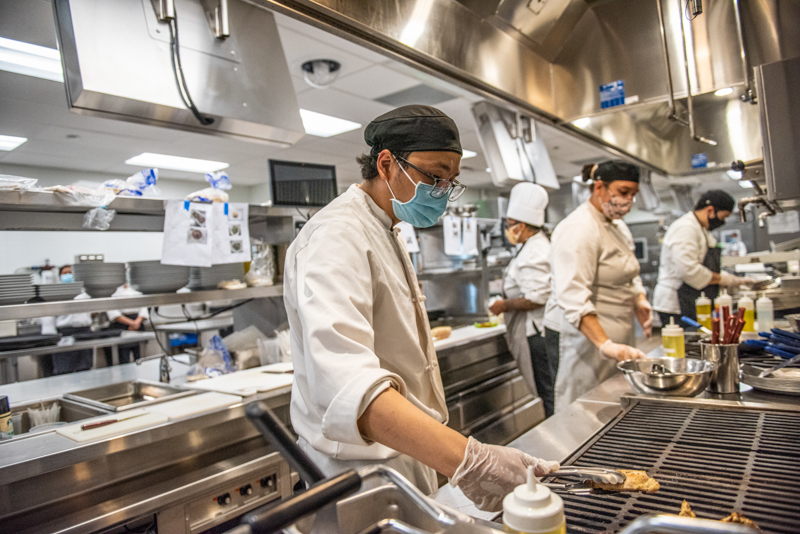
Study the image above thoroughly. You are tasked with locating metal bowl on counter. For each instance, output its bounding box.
[617,358,717,397]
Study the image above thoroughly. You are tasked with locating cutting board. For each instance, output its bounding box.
[187,365,293,396]
[56,409,169,442]
[147,392,242,420]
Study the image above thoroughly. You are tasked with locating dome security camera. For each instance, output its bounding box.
[301,59,341,89]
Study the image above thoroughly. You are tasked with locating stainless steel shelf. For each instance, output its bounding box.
[0,285,283,321]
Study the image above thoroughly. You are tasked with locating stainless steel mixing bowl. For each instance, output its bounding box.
[617,358,717,396]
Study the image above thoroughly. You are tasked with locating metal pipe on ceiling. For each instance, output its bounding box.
[656,0,688,127]
[732,0,755,104]
[677,0,717,146]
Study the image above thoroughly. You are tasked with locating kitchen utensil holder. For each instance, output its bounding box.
[699,341,739,394]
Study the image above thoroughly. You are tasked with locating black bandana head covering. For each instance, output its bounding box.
[594,160,641,183]
[365,105,462,157]
[695,189,735,212]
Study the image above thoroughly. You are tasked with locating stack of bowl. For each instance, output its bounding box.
[73,263,126,298]
[35,282,85,302]
[188,264,245,290]
[127,261,190,294]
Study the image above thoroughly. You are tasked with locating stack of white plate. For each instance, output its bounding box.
[188,264,245,290]
[73,263,126,298]
[35,282,85,302]
[0,274,35,305]
[127,261,190,294]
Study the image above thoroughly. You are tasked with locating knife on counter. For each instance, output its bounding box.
[80,411,149,431]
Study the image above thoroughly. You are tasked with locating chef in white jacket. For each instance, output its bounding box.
[544,161,650,413]
[653,190,754,327]
[488,183,556,417]
[284,105,559,512]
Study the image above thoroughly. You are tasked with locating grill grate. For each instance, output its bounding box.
[553,401,800,533]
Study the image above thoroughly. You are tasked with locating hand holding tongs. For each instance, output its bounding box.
[541,466,625,495]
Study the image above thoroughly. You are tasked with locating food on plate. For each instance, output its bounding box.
[474,321,498,328]
[674,501,759,529]
[218,280,247,290]
[720,512,759,528]
[588,470,660,493]
[678,500,696,518]
[431,326,452,341]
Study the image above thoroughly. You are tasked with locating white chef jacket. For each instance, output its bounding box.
[284,184,448,465]
[544,201,646,333]
[653,212,716,315]
[503,231,551,337]
[108,285,148,321]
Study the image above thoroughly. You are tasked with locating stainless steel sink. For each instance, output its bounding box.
[63,379,195,412]
[5,398,111,438]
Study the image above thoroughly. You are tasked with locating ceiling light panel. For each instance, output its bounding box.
[0,135,28,151]
[299,109,360,137]
[0,37,63,82]
[125,153,229,173]
[462,150,477,159]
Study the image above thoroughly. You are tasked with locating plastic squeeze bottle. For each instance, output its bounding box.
[738,293,755,332]
[715,289,733,339]
[695,292,712,330]
[503,466,566,534]
[661,317,685,358]
[756,292,774,332]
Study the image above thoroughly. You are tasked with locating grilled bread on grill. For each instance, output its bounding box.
[679,500,696,518]
[588,470,660,493]
[720,512,759,528]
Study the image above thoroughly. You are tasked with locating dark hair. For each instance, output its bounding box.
[59,265,71,275]
[356,150,412,181]
[581,163,597,183]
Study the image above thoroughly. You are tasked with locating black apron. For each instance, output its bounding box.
[677,226,721,320]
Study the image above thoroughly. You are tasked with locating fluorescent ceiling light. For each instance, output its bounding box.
[739,180,754,188]
[572,117,591,129]
[715,87,734,97]
[125,153,229,173]
[726,170,743,180]
[0,37,63,82]
[299,109,360,138]
[0,135,28,151]
[485,168,492,173]
[462,150,477,159]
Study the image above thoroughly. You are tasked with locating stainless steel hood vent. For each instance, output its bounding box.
[52,0,305,146]
[472,101,559,190]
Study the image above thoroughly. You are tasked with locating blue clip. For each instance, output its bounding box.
[184,200,190,211]
[224,203,229,216]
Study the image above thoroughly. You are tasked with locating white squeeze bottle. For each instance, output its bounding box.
[661,317,685,358]
[503,466,566,534]
[695,292,712,330]
[715,289,733,338]
[756,292,774,332]
[738,293,755,332]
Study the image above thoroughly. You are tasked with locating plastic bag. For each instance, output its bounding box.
[121,168,160,197]
[275,328,292,363]
[186,171,231,203]
[0,175,37,191]
[83,206,116,230]
[44,184,117,207]
[246,241,275,287]
[186,334,235,378]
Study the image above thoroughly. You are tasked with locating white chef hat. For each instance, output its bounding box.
[506,183,548,227]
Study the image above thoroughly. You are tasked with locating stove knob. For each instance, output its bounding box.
[240,485,253,496]
[260,475,276,488]
[217,493,231,505]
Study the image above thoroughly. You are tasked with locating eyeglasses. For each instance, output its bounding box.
[393,154,467,201]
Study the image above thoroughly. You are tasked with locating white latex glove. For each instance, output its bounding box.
[720,271,755,287]
[635,298,653,339]
[600,339,646,362]
[450,436,560,512]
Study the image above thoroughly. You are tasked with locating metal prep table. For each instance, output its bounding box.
[0,331,155,383]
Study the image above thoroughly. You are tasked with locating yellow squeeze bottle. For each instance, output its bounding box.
[738,293,755,332]
[661,317,685,358]
[695,292,712,330]
[503,466,566,534]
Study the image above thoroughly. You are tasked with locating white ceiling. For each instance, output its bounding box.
[0,5,614,192]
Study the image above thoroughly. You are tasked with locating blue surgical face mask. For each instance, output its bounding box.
[386,157,448,228]
[61,273,74,283]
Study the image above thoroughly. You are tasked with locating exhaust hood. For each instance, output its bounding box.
[52,0,305,146]
[472,101,559,190]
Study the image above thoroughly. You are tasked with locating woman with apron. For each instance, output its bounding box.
[543,161,652,413]
[488,183,556,417]
[653,190,753,327]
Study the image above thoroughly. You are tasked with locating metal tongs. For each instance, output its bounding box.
[541,466,625,495]
[650,364,674,376]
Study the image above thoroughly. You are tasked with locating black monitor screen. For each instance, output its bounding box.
[269,159,337,207]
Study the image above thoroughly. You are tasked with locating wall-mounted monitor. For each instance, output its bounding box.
[633,237,649,263]
[269,160,337,207]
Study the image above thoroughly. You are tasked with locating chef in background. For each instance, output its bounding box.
[489,183,556,417]
[105,284,149,364]
[285,105,558,512]
[544,161,650,413]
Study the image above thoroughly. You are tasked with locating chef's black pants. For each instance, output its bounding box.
[529,333,557,418]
